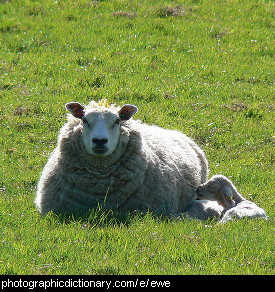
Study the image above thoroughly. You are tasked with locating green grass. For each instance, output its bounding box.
[0,0,274,275]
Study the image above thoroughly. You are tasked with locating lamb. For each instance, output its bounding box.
[196,175,268,223]
[196,175,244,209]
[35,99,222,219]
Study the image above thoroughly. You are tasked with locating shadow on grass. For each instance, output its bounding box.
[43,204,182,229]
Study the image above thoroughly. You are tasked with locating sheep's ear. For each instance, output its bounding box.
[118,104,138,121]
[65,102,85,119]
[222,185,233,199]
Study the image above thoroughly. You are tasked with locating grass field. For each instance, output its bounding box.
[0,0,274,275]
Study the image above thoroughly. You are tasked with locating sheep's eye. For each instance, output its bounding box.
[114,118,120,125]
[82,118,89,125]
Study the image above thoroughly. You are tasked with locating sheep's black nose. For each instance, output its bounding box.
[92,138,108,147]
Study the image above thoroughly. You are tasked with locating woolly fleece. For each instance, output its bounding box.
[35,101,209,217]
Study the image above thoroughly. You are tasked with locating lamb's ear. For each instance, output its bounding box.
[118,104,138,121]
[221,185,233,199]
[65,102,85,119]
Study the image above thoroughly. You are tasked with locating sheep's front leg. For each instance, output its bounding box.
[181,200,224,221]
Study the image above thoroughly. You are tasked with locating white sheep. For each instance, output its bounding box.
[35,99,222,219]
[196,175,268,223]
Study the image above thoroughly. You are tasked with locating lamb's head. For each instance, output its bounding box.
[196,175,237,209]
[65,100,138,157]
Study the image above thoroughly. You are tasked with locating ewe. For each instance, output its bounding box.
[35,100,222,219]
[196,175,268,223]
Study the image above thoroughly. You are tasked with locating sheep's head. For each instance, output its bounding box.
[65,100,138,157]
[196,175,236,209]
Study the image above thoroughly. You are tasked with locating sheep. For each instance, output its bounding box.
[35,99,217,219]
[196,175,268,223]
[196,174,244,209]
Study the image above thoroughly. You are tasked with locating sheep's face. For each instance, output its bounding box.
[65,101,138,157]
[196,175,236,209]
[81,111,121,157]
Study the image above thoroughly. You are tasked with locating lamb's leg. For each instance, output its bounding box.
[181,200,224,221]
